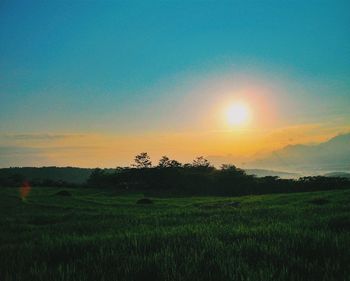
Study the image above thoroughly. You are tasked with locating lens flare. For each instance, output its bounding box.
[19,181,31,201]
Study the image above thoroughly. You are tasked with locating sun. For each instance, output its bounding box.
[226,102,251,126]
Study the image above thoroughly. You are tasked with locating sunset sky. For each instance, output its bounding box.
[1,0,350,167]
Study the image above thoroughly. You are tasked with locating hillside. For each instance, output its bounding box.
[251,133,350,172]
[244,169,301,179]
[0,167,94,184]
[324,172,350,178]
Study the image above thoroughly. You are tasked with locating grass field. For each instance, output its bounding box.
[1,187,350,281]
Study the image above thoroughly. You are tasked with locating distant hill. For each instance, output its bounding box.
[250,133,350,173]
[244,169,301,179]
[0,167,95,184]
[323,172,350,178]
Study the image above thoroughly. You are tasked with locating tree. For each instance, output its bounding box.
[168,159,182,168]
[220,164,246,175]
[220,164,237,170]
[191,156,211,168]
[87,168,106,186]
[158,156,170,167]
[132,152,152,168]
[158,156,182,168]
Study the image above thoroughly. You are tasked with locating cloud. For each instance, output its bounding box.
[0,134,102,167]
[2,133,69,141]
[0,133,89,148]
[0,146,50,167]
[0,146,43,155]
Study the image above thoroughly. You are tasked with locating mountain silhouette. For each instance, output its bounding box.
[250,133,350,173]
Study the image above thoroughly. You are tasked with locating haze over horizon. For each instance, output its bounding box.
[1,0,349,168]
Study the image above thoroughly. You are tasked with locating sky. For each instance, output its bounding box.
[0,0,350,168]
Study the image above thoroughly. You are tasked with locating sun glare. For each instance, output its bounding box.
[226,103,251,126]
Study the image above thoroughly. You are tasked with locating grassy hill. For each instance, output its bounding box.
[1,187,349,281]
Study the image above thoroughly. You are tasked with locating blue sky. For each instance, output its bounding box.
[0,0,349,166]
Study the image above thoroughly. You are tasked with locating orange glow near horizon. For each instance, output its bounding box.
[1,73,349,168]
[1,123,349,168]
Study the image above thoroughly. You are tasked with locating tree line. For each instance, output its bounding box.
[0,153,349,196]
[86,152,350,196]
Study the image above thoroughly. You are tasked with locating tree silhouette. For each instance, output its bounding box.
[191,156,211,168]
[220,164,237,170]
[132,152,152,168]
[220,164,246,175]
[158,156,182,168]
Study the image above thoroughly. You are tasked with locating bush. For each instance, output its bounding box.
[136,198,153,204]
[54,190,72,197]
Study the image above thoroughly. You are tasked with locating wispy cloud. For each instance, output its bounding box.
[1,133,86,141]
[0,146,43,155]
[2,133,67,140]
[0,146,49,167]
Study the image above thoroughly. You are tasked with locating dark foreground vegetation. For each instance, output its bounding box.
[1,154,350,197]
[0,166,94,185]
[87,165,350,196]
[1,187,349,281]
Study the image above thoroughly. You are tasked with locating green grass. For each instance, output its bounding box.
[1,187,350,281]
